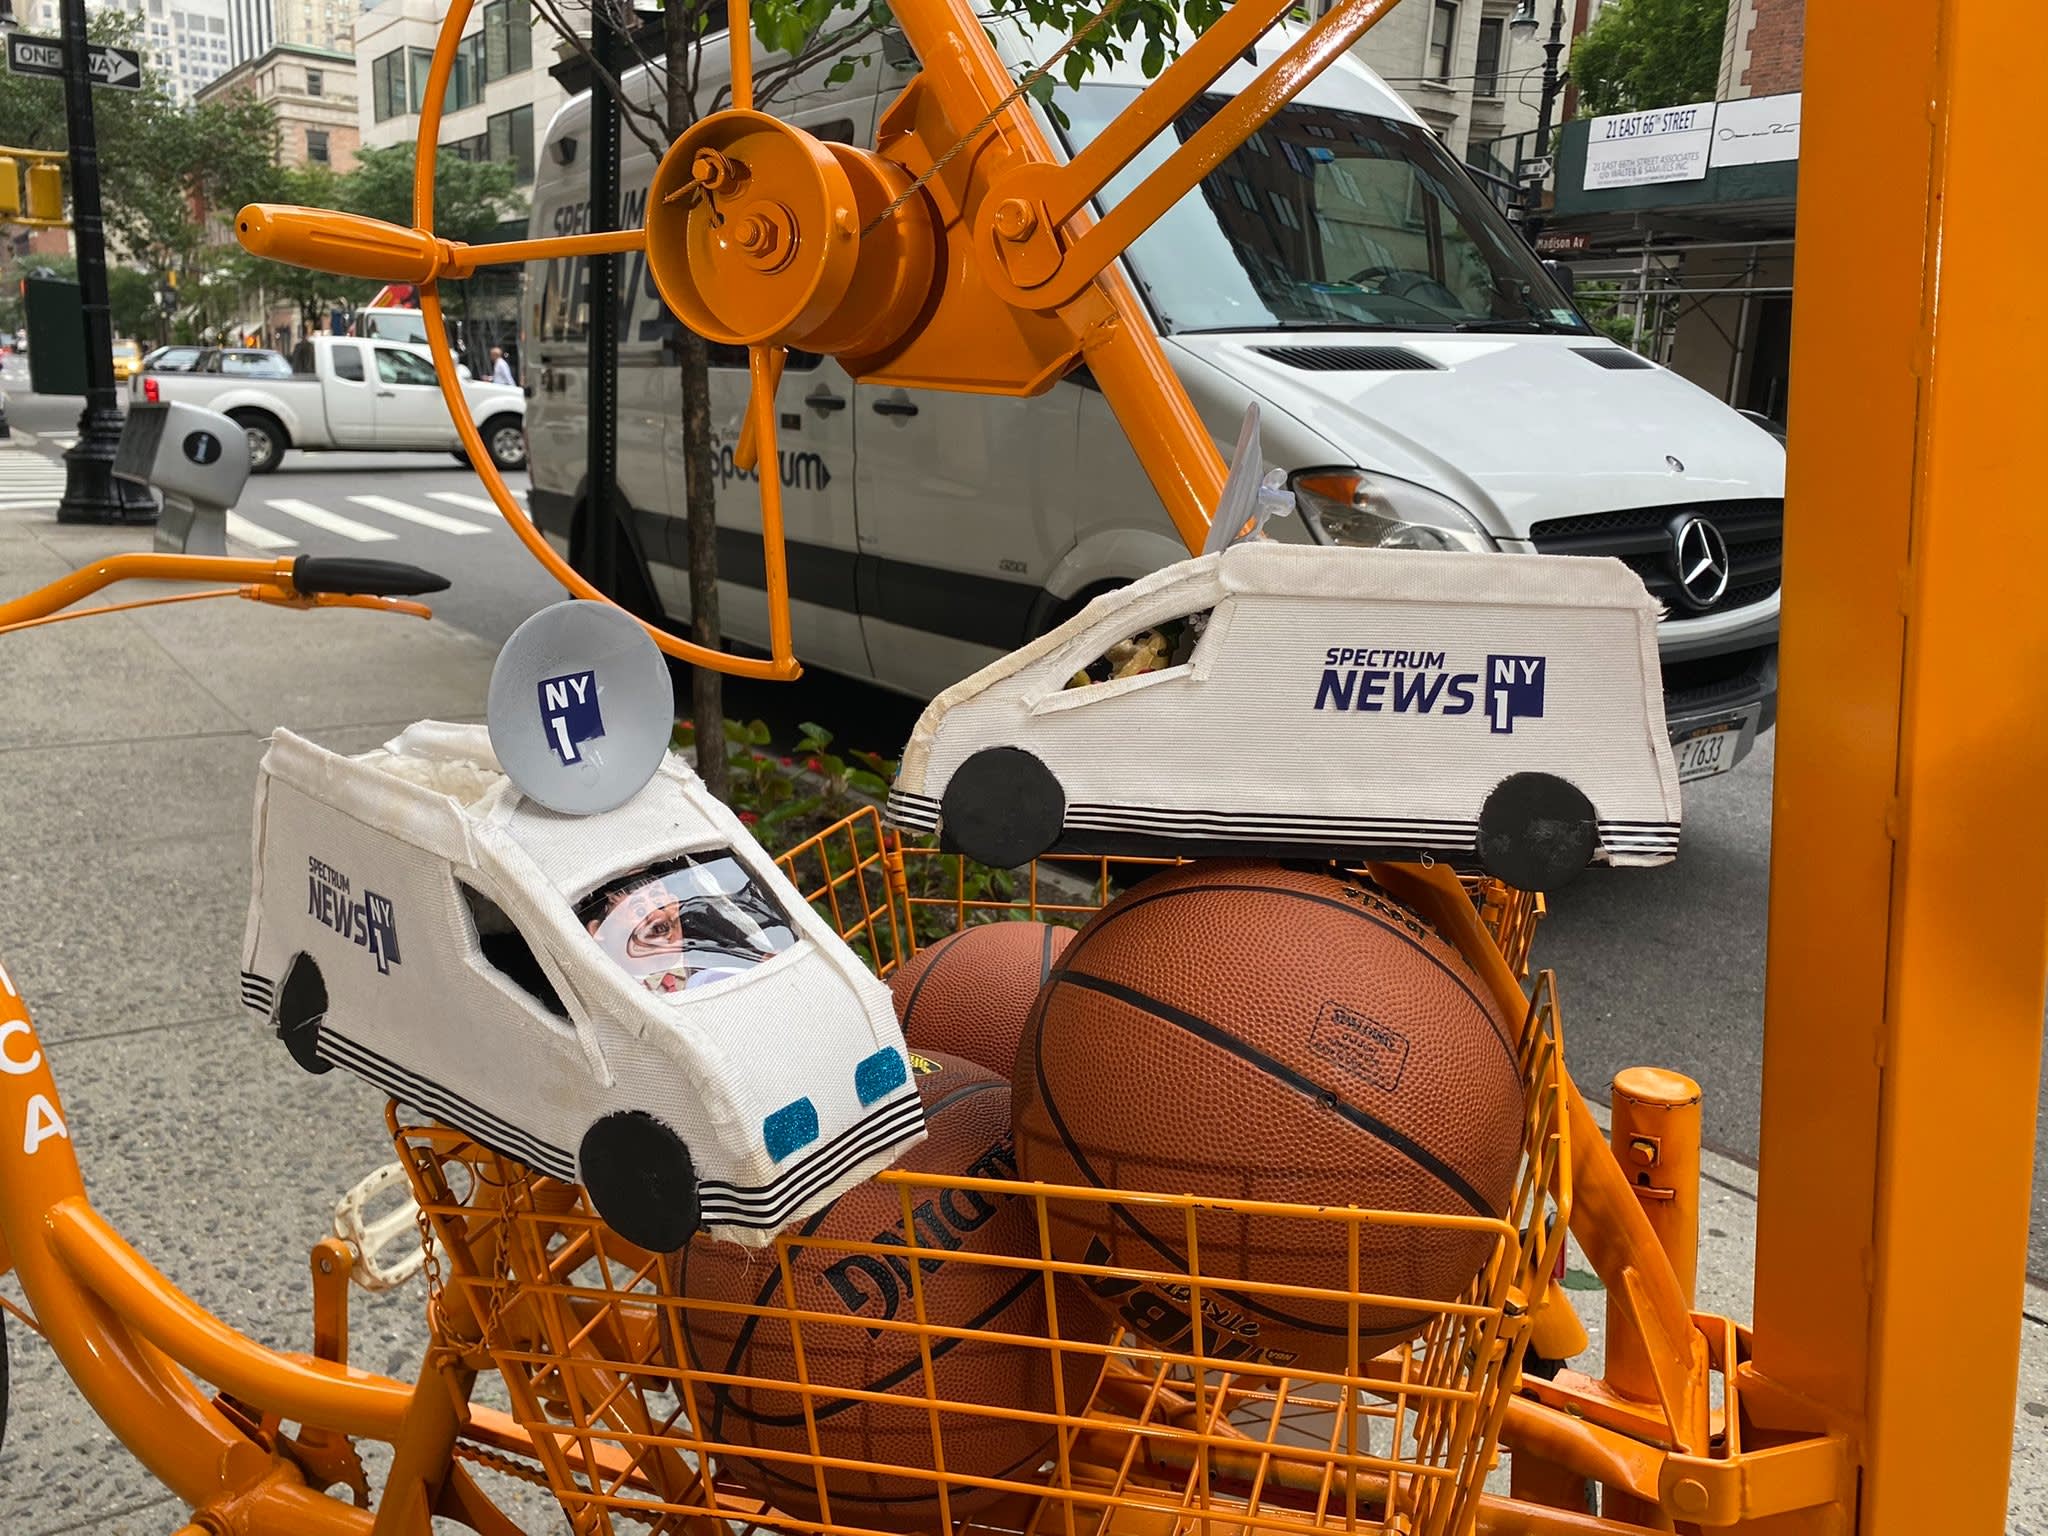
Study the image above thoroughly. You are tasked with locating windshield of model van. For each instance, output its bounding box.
[1055,86,1589,337]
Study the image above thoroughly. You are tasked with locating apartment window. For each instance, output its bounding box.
[1427,0,1457,82]
[1473,16,1503,96]
[480,0,534,81]
[306,129,329,164]
[408,46,433,116]
[306,67,322,96]
[451,30,485,111]
[487,102,534,184]
[372,47,405,120]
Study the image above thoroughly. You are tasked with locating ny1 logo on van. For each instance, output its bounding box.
[1313,649,1547,734]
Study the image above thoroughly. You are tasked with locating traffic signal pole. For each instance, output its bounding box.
[54,0,152,523]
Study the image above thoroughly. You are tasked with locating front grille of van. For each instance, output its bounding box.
[1527,499,1783,617]
[1251,345,1443,372]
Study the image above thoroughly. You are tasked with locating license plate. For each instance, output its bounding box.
[1673,720,1741,782]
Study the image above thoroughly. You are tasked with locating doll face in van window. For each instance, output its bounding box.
[577,852,797,995]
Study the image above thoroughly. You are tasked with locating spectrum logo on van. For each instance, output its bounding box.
[1314,649,1547,735]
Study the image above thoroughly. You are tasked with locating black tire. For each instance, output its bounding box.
[1476,773,1597,892]
[481,414,527,472]
[231,409,286,475]
[580,1112,699,1253]
[273,952,333,1075]
[450,450,472,466]
[939,746,1066,868]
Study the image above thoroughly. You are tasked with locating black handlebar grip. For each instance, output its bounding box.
[291,556,451,598]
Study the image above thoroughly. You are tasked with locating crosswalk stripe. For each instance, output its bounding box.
[426,491,506,516]
[225,511,298,549]
[264,498,397,542]
[347,494,488,535]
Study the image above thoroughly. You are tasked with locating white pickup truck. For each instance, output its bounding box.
[134,335,526,475]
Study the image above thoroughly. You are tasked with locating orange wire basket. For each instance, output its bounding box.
[396,808,1567,1536]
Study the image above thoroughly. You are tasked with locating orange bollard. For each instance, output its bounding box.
[1604,1067,1703,1407]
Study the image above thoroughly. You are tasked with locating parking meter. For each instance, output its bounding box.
[114,401,249,555]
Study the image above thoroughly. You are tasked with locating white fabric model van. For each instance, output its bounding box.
[523,17,1783,778]
[887,544,1680,890]
[240,722,925,1251]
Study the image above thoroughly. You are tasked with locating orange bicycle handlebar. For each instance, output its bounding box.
[0,553,444,637]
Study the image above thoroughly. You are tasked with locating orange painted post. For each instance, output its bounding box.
[1603,1069,1700,1405]
[1753,3,2048,1531]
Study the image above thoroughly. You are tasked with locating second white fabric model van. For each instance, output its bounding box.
[521,17,1785,782]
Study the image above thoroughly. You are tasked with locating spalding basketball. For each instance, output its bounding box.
[889,921,1073,1075]
[677,1051,1106,1529]
[1013,861,1524,1372]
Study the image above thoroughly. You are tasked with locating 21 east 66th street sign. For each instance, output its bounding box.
[5,33,143,90]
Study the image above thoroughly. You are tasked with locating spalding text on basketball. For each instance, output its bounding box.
[821,1137,1018,1333]
[1078,1237,1300,1367]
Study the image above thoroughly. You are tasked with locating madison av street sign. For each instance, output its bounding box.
[5,33,143,90]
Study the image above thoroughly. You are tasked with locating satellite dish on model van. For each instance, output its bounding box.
[487,600,675,814]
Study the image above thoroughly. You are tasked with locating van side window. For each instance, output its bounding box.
[331,344,366,382]
[458,882,571,1019]
[810,118,855,145]
[1065,607,1214,690]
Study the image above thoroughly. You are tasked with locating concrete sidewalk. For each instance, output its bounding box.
[0,496,2039,1531]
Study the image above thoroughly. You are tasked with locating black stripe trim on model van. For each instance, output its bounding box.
[696,1095,928,1229]
[317,1028,577,1180]
[528,487,1043,652]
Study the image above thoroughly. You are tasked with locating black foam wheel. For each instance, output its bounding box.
[273,952,332,1075]
[580,1111,699,1253]
[938,747,1065,868]
[1476,773,1597,892]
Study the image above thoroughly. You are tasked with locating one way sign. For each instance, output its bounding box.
[5,33,143,90]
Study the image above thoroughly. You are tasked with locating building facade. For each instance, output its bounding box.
[1318,0,1542,184]
[17,0,235,104]
[356,0,560,191]
[196,41,359,172]
[1546,0,1802,415]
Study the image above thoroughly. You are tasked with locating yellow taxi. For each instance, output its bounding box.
[110,338,143,382]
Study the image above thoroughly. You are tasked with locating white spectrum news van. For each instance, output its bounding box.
[522,21,1786,782]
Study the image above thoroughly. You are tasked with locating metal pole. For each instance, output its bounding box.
[1521,0,1567,232]
[54,0,153,523]
[583,6,621,597]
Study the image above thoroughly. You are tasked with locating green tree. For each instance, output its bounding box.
[337,142,524,345]
[1571,0,1727,117]
[335,142,526,243]
[226,164,377,340]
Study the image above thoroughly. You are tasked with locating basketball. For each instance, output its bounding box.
[676,1051,1106,1528]
[1013,860,1524,1372]
[889,921,1074,1075]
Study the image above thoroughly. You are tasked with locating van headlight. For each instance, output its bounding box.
[1291,469,1495,552]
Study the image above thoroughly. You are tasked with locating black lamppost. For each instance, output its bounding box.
[54,0,153,522]
[1510,0,1570,232]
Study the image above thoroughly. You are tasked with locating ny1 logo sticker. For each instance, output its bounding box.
[1484,654,1546,734]
[539,670,604,764]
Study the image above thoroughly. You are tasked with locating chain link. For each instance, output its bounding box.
[860,0,1128,238]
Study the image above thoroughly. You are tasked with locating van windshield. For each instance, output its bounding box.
[1057,86,1588,337]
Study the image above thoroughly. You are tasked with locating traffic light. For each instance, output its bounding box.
[0,158,18,220]
[26,163,61,223]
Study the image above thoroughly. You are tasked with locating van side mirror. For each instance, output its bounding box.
[1542,259,1576,297]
